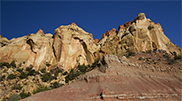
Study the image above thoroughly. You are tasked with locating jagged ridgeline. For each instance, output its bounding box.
[0,13,181,72]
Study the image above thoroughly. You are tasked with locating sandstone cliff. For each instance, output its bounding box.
[0,23,99,71]
[0,13,181,71]
[52,23,99,70]
[98,13,182,56]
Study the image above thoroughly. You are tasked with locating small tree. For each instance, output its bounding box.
[7,74,16,80]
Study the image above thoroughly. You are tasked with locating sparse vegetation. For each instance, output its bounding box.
[51,82,63,89]
[41,72,54,82]
[40,68,46,73]
[10,60,16,68]
[0,62,10,68]
[126,48,135,57]
[0,75,5,81]
[19,72,27,79]
[33,86,51,95]
[7,74,16,80]
[19,90,31,99]
[16,85,23,90]
[139,57,143,60]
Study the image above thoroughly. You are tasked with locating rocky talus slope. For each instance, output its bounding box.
[21,54,182,101]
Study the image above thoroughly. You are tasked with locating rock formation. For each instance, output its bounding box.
[98,13,182,56]
[0,30,56,71]
[52,23,99,70]
[0,13,181,71]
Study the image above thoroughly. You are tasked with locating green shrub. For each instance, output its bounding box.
[16,86,23,90]
[63,71,68,75]
[8,94,21,101]
[139,57,143,60]
[77,64,88,73]
[163,53,170,59]
[19,72,27,79]
[10,60,16,68]
[51,82,62,89]
[92,59,99,67]
[33,86,50,94]
[7,74,16,80]
[41,72,54,82]
[19,90,31,99]
[126,48,135,57]
[0,62,10,68]
[16,68,23,73]
[27,69,36,76]
[26,66,33,71]
[40,68,46,73]
[0,75,5,81]
[173,52,182,60]
[65,69,80,83]
[54,69,62,77]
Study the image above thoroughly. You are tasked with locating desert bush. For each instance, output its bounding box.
[40,68,46,73]
[33,86,50,94]
[16,68,23,73]
[126,48,135,57]
[7,74,16,80]
[19,72,27,79]
[92,59,99,67]
[16,85,23,90]
[77,64,89,73]
[163,53,170,59]
[63,71,68,75]
[41,72,54,82]
[10,60,16,68]
[51,82,63,89]
[0,62,10,68]
[19,90,31,99]
[26,66,33,71]
[8,94,21,101]
[54,69,63,77]
[27,69,36,76]
[139,57,143,60]
[0,75,5,81]
[65,69,80,83]
[173,52,182,60]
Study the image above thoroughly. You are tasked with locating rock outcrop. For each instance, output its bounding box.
[0,13,181,71]
[98,13,182,56]
[0,30,55,70]
[20,54,182,101]
[52,23,99,70]
[0,23,99,71]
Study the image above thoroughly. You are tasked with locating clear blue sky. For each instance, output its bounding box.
[1,1,181,48]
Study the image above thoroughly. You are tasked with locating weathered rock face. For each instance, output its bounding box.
[0,13,182,71]
[0,24,100,71]
[99,13,182,56]
[0,30,56,70]
[52,23,99,70]
[20,54,182,101]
